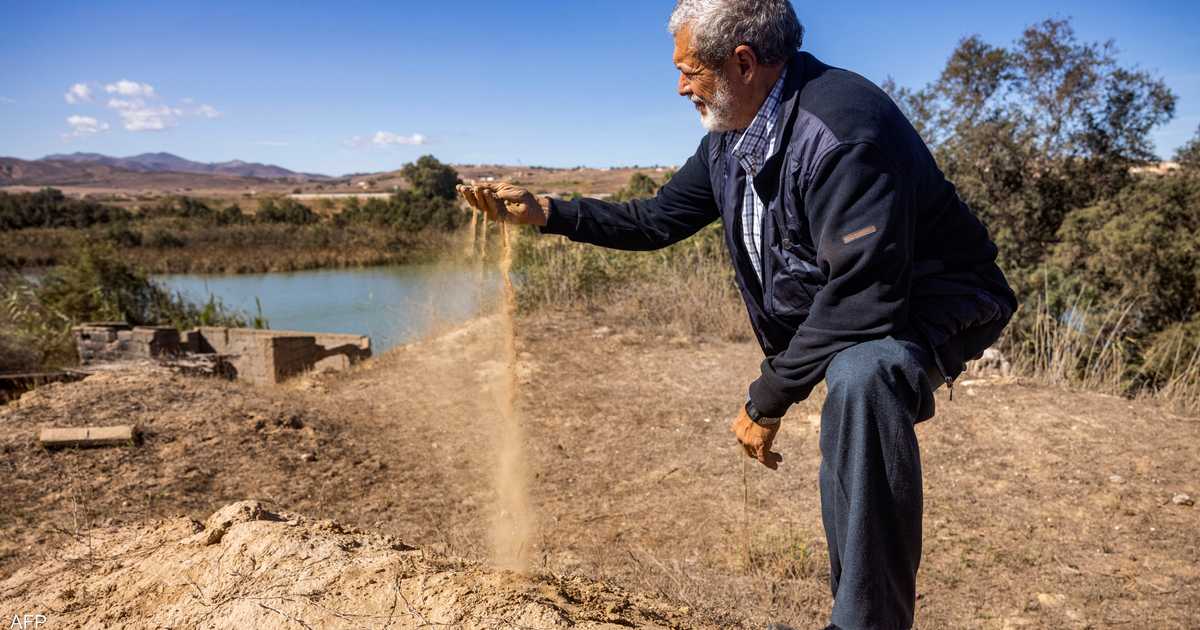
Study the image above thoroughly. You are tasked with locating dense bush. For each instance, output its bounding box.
[36,244,245,329]
[610,173,660,202]
[0,188,131,230]
[142,196,245,225]
[1050,173,1199,334]
[339,156,466,231]
[256,197,319,224]
[1177,125,1200,169]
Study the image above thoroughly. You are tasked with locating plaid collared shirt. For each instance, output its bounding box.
[730,69,787,284]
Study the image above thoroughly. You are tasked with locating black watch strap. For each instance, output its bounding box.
[745,399,780,425]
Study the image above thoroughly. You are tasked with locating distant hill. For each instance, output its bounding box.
[0,156,295,190]
[40,152,329,181]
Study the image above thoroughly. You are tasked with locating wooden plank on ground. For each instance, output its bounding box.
[39,425,139,449]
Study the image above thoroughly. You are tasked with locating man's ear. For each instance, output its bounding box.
[732,44,758,84]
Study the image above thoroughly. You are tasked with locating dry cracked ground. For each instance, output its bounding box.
[1,310,1197,628]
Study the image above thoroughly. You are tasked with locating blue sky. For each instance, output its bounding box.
[1,1,1197,176]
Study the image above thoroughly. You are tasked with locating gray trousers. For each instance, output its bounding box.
[819,336,941,630]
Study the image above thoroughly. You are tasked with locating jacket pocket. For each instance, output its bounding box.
[764,243,823,322]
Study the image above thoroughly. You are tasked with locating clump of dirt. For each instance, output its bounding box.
[0,500,696,629]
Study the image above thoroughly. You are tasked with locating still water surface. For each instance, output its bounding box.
[155,265,499,353]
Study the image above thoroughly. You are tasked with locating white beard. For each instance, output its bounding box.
[693,73,739,132]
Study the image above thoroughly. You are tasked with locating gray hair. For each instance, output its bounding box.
[668,0,803,69]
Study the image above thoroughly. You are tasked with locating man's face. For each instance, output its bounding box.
[673,23,739,132]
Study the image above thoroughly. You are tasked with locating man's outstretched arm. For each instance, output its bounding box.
[463,136,720,251]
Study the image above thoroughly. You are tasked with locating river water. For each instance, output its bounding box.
[155,264,499,353]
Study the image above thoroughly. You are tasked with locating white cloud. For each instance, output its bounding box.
[0,96,14,105]
[371,131,428,146]
[193,103,221,118]
[255,140,289,147]
[107,97,182,131]
[104,79,156,98]
[61,78,220,133]
[65,115,109,137]
[65,83,92,104]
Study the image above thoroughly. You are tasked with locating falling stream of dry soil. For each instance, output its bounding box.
[467,209,534,570]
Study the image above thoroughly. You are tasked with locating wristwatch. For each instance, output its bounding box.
[745,398,781,426]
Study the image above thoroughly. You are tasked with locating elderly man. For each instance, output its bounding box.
[459,1,1016,628]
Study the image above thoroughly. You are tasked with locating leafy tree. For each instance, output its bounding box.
[886,18,1176,280]
[611,173,659,202]
[401,155,460,200]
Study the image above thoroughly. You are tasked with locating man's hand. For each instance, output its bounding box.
[731,407,783,470]
[457,183,550,226]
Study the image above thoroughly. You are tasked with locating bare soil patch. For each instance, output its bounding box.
[1,312,1197,628]
[1,500,691,629]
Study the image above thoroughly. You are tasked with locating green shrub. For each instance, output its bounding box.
[104,223,143,247]
[2,244,248,369]
[37,243,245,329]
[0,188,131,230]
[1177,125,1200,169]
[339,191,465,231]
[610,173,660,202]
[146,228,187,248]
[1047,172,1199,336]
[256,197,318,224]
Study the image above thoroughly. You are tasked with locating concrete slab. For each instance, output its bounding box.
[39,425,139,449]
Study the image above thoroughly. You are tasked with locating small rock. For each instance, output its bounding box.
[1108,474,1126,484]
[1171,493,1194,506]
[300,452,317,463]
[591,326,612,338]
[1036,593,1066,608]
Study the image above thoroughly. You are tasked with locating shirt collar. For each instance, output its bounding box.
[730,68,787,169]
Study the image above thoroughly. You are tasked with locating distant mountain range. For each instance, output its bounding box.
[39,152,329,180]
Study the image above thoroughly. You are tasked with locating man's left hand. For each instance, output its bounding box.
[731,407,783,470]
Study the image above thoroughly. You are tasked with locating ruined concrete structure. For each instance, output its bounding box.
[73,323,371,385]
[75,323,182,363]
[187,327,371,384]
